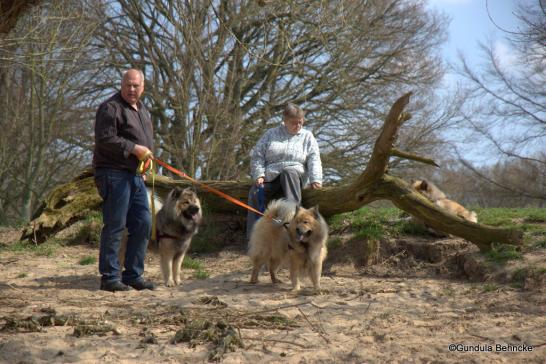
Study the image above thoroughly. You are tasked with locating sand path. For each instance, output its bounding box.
[1,244,544,363]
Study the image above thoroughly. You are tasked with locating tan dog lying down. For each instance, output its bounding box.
[412,179,477,223]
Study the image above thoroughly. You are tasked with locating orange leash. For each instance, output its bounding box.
[152,158,266,218]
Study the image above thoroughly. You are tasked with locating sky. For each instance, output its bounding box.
[426,0,526,164]
[427,0,520,72]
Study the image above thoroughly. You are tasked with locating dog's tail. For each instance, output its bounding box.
[264,199,297,222]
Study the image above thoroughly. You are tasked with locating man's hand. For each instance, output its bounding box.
[132,144,153,161]
[311,182,322,189]
[256,177,265,186]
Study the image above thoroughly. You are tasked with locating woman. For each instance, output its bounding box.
[246,103,323,239]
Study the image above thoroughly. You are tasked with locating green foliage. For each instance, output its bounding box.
[484,244,522,264]
[327,207,437,238]
[396,221,431,236]
[181,256,208,279]
[524,212,546,223]
[35,239,63,257]
[476,208,546,227]
[182,256,204,270]
[78,255,96,265]
[0,238,63,257]
[194,270,209,279]
[0,241,29,253]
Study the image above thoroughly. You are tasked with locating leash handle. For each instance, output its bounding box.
[150,160,157,241]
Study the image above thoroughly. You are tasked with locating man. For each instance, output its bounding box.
[93,69,156,292]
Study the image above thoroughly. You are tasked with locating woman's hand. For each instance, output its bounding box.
[256,177,265,186]
[311,182,321,189]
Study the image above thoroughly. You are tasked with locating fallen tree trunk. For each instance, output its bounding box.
[21,93,523,251]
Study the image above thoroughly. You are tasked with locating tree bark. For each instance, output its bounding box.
[0,0,41,34]
[21,93,523,250]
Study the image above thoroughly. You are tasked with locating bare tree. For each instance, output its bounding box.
[0,0,103,224]
[94,0,449,181]
[455,0,545,203]
[0,0,41,33]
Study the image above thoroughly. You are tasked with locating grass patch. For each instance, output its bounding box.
[354,221,384,240]
[524,211,546,223]
[182,256,204,270]
[34,239,63,257]
[328,207,411,238]
[194,270,209,279]
[476,208,546,226]
[396,221,431,236]
[0,239,63,257]
[484,244,522,264]
[78,255,96,265]
[182,256,208,279]
[0,241,30,253]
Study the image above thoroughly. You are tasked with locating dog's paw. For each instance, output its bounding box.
[290,286,301,293]
[165,279,176,287]
[174,279,181,286]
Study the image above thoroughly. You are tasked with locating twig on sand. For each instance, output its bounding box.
[309,302,346,310]
[297,307,330,344]
[243,337,307,348]
[468,332,496,342]
[363,301,372,315]
[240,301,312,317]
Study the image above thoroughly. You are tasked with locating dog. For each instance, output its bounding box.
[248,199,328,292]
[153,187,202,287]
[120,187,202,287]
[412,179,478,223]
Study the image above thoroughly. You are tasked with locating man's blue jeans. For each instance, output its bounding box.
[94,168,151,285]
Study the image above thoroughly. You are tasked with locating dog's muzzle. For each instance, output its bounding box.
[183,205,200,221]
[296,228,312,242]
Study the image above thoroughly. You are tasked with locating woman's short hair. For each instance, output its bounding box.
[283,103,305,120]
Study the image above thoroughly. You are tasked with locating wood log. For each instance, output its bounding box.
[21,93,523,251]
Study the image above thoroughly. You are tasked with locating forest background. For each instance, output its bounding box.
[0,0,544,225]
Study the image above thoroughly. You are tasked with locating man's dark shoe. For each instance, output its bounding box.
[100,281,133,292]
[125,280,156,291]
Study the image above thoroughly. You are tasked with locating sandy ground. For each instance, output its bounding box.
[1,238,545,363]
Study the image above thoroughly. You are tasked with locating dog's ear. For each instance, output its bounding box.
[294,204,300,216]
[419,180,428,191]
[311,205,320,218]
[171,187,182,199]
